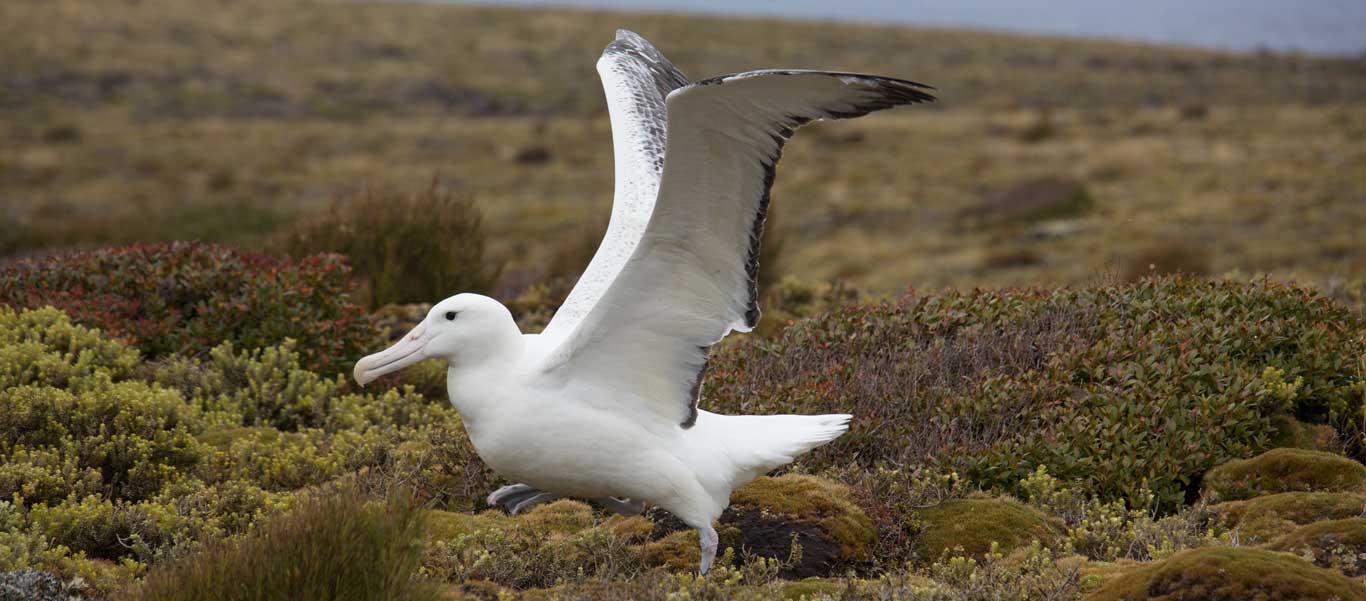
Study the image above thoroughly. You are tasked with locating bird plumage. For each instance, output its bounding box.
[352,30,934,575]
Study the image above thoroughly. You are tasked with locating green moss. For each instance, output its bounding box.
[1083,547,1366,601]
[730,474,877,563]
[1216,491,1366,541]
[916,498,1060,561]
[1203,448,1366,502]
[1268,518,1366,576]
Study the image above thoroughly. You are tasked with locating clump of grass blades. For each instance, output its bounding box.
[279,184,501,308]
[126,487,440,601]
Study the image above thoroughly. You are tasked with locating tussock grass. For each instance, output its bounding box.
[127,487,440,601]
[278,184,501,308]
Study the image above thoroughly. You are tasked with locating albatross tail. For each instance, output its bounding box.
[691,411,852,492]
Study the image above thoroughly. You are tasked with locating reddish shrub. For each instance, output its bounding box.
[704,277,1366,510]
[0,242,371,373]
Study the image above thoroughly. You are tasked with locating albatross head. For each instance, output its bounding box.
[352,293,520,386]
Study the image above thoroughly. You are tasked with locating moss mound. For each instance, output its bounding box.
[1203,448,1366,502]
[1084,547,1366,601]
[1216,491,1366,541]
[1268,518,1366,576]
[641,475,876,578]
[917,498,1059,560]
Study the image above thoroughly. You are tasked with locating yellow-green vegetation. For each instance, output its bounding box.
[0,305,491,596]
[1267,518,1366,577]
[1215,492,1366,542]
[7,265,1366,598]
[916,498,1060,560]
[1082,547,1366,601]
[127,486,441,601]
[1202,448,1366,502]
[2,0,1363,296]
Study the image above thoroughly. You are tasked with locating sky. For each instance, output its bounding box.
[442,0,1366,56]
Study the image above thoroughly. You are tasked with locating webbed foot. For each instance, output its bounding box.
[487,483,560,514]
[698,524,718,575]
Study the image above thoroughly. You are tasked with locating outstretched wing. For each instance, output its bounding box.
[540,70,935,430]
[538,30,690,346]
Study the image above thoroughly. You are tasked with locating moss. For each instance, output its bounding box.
[916,498,1060,561]
[1268,518,1366,576]
[1216,491,1366,541]
[520,500,595,533]
[1203,448,1366,502]
[730,475,877,563]
[1082,547,1366,601]
[1268,415,1341,453]
[639,530,697,572]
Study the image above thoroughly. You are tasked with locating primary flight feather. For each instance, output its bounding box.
[353,29,935,574]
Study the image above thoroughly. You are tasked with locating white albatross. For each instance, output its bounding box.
[353,30,935,574]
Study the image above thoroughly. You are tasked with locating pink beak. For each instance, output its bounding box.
[353,321,429,386]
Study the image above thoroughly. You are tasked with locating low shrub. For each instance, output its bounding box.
[422,500,644,589]
[277,185,500,308]
[1021,467,1227,562]
[705,277,1366,510]
[0,242,372,374]
[1202,448,1366,502]
[128,487,441,601]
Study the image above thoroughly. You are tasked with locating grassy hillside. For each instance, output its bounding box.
[2,0,1364,294]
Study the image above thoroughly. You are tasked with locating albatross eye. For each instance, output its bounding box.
[444,311,457,321]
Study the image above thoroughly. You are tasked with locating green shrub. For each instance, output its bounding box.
[705,277,1366,510]
[0,306,140,390]
[128,487,441,601]
[1021,467,1227,562]
[0,242,372,374]
[1202,448,1366,502]
[277,185,500,308]
[0,382,208,505]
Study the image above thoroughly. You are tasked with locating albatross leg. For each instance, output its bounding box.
[597,497,645,516]
[698,524,719,575]
[486,483,538,508]
[510,491,561,514]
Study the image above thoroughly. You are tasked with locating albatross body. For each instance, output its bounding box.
[353,30,934,574]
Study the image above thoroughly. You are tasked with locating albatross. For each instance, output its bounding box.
[353,30,934,574]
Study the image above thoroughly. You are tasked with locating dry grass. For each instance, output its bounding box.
[0,0,1363,294]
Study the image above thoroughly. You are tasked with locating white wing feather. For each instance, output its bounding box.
[538,30,689,347]
[541,69,935,430]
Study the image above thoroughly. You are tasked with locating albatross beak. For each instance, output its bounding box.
[353,321,429,386]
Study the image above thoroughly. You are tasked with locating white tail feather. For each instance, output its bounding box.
[689,411,852,505]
